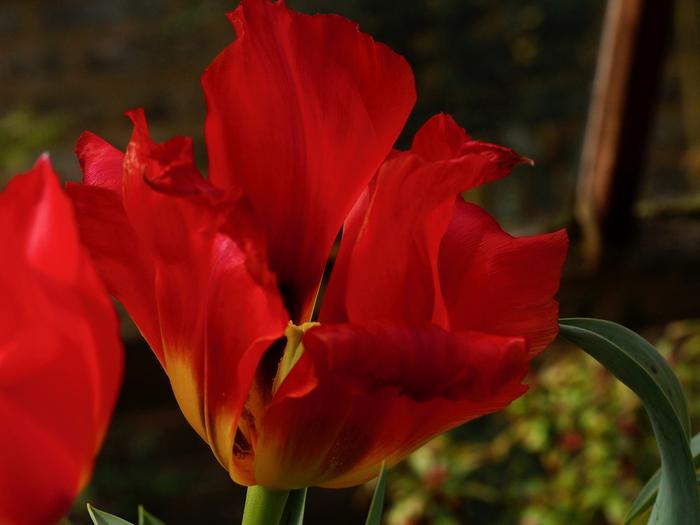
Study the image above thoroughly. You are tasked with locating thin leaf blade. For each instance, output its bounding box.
[365,463,387,525]
[559,318,700,525]
[87,505,135,525]
[138,506,166,525]
[626,432,700,523]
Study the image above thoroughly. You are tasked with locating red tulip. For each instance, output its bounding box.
[0,157,122,524]
[67,0,567,489]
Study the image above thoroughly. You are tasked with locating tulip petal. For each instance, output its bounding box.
[322,114,529,326]
[120,110,289,467]
[250,322,527,489]
[66,183,162,359]
[438,200,568,356]
[0,158,122,525]
[202,0,416,322]
[412,113,532,174]
[411,112,470,161]
[67,133,162,359]
[72,111,290,467]
[203,236,289,474]
[76,131,123,192]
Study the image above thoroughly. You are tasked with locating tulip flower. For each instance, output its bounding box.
[67,0,566,499]
[0,157,122,525]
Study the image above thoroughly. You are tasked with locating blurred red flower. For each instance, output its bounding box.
[0,157,122,525]
[67,0,567,489]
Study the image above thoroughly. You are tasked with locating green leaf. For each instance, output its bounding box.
[626,432,700,523]
[559,318,700,525]
[365,463,387,525]
[138,506,166,525]
[87,505,135,525]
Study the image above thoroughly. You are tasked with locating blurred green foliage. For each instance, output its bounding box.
[0,106,70,185]
[386,321,700,525]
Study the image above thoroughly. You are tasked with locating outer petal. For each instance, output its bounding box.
[0,158,122,525]
[202,0,416,322]
[321,114,528,325]
[76,131,124,191]
[411,112,470,161]
[249,322,528,489]
[70,111,290,476]
[412,113,533,171]
[67,132,162,358]
[438,200,568,356]
[203,236,289,473]
[120,110,289,471]
[66,188,161,359]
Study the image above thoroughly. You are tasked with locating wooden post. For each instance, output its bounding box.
[576,0,673,266]
[676,0,700,187]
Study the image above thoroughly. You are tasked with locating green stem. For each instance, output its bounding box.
[242,486,290,525]
[280,488,307,525]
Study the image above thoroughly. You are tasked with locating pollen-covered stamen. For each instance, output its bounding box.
[272,322,320,395]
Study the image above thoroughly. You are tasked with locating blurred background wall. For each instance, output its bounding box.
[2,1,699,524]
[1,0,605,232]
